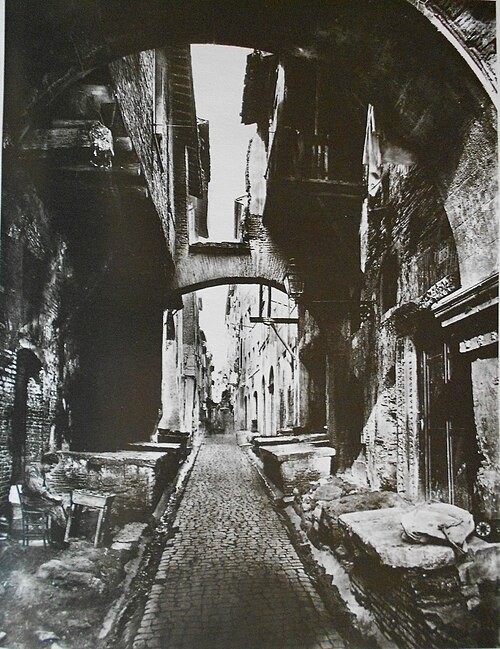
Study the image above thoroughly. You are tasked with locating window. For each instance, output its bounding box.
[381,252,398,313]
[152,50,167,170]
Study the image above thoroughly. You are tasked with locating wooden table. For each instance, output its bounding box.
[64,490,116,547]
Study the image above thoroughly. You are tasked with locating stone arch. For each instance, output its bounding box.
[5,1,497,292]
[171,211,289,298]
[173,276,286,298]
[5,0,496,137]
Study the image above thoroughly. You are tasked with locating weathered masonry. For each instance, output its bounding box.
[1,0,497,548]
[236,10,498,524]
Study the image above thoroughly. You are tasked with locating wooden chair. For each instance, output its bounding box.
[16,485,50,547]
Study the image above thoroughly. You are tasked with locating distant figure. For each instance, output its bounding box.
[220,389,233,413]
[23,453,67,544]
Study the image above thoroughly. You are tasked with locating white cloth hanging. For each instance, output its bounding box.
[362,104,383,197]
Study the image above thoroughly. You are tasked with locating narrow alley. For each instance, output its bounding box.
[133,435,345,649]
[1,3,498,649]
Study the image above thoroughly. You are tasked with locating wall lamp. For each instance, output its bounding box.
[283,258,305,301]
[165,310,176,340]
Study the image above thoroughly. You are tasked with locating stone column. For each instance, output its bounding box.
[395,335,420,500]
[325,325,349,470]
[157,311,181,433]
[297,362,310,429]
[182,375,196,434]
[471,356,500,520]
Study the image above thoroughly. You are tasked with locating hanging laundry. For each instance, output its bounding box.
[362,104,383,198]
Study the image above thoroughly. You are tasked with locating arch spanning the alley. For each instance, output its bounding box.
[5,0,496,136]
[5,0,497,294]
[171,234,288,297]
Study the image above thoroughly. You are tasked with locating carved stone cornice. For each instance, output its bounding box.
[431,272,498,329]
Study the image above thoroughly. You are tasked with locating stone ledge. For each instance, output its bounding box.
[458,539,500,585]
[340,507,500,572]
[188,241,251,255]
[59,450,171,468]
[253,433,329,448]
[126,442,182,453]
[111,522,149,555]
[260,443,336,463]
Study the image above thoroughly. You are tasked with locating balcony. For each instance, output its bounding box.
[269,129,363,186]
[264,129,364,225]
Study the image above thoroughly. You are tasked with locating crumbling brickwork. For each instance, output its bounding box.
[350,97,497,512]
[351,557,478,649]
[109,50,174,256]
[351,162,462,492]
[46,450,181,526]
[0,165,76,507]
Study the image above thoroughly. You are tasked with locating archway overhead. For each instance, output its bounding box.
[5,0,496,140]
[171,276,286,299]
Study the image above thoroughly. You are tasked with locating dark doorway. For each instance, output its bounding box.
[418,338,479,510]
[11,349,42,482]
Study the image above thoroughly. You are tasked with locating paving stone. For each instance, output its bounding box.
[133,435,345,649]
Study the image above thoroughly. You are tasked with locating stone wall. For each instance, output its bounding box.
[443,105,498,289]
[294,479,499,649]
[0,165,75,508]
[110,51,174,256]
[349,107,497,507]
[47,450,181,526]
[338,508,500,649]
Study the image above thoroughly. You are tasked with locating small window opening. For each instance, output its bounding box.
[381,252,398,313]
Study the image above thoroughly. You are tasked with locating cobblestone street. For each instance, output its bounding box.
[133,435,346,649]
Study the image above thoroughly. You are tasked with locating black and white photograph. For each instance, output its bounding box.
[0,2,498,648]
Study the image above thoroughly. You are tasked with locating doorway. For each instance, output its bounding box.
[11,349,42,483]
[418,338,479,510]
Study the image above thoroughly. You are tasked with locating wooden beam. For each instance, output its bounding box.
[58,162,142,176]
[250,317,299,324]
[21,128,135,161]
[21,127,92,151]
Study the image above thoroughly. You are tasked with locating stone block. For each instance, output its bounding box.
[260,443,335,495]
[339,507,458,570]
[111,521,149,553]
[458,538,500,585]
[319,490,409,548]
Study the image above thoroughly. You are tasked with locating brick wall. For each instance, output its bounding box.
[351,556,479,649]
[109,50,174,257]
[47,450,181,526]
[0,165,76,509]
[0,346,17,507]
